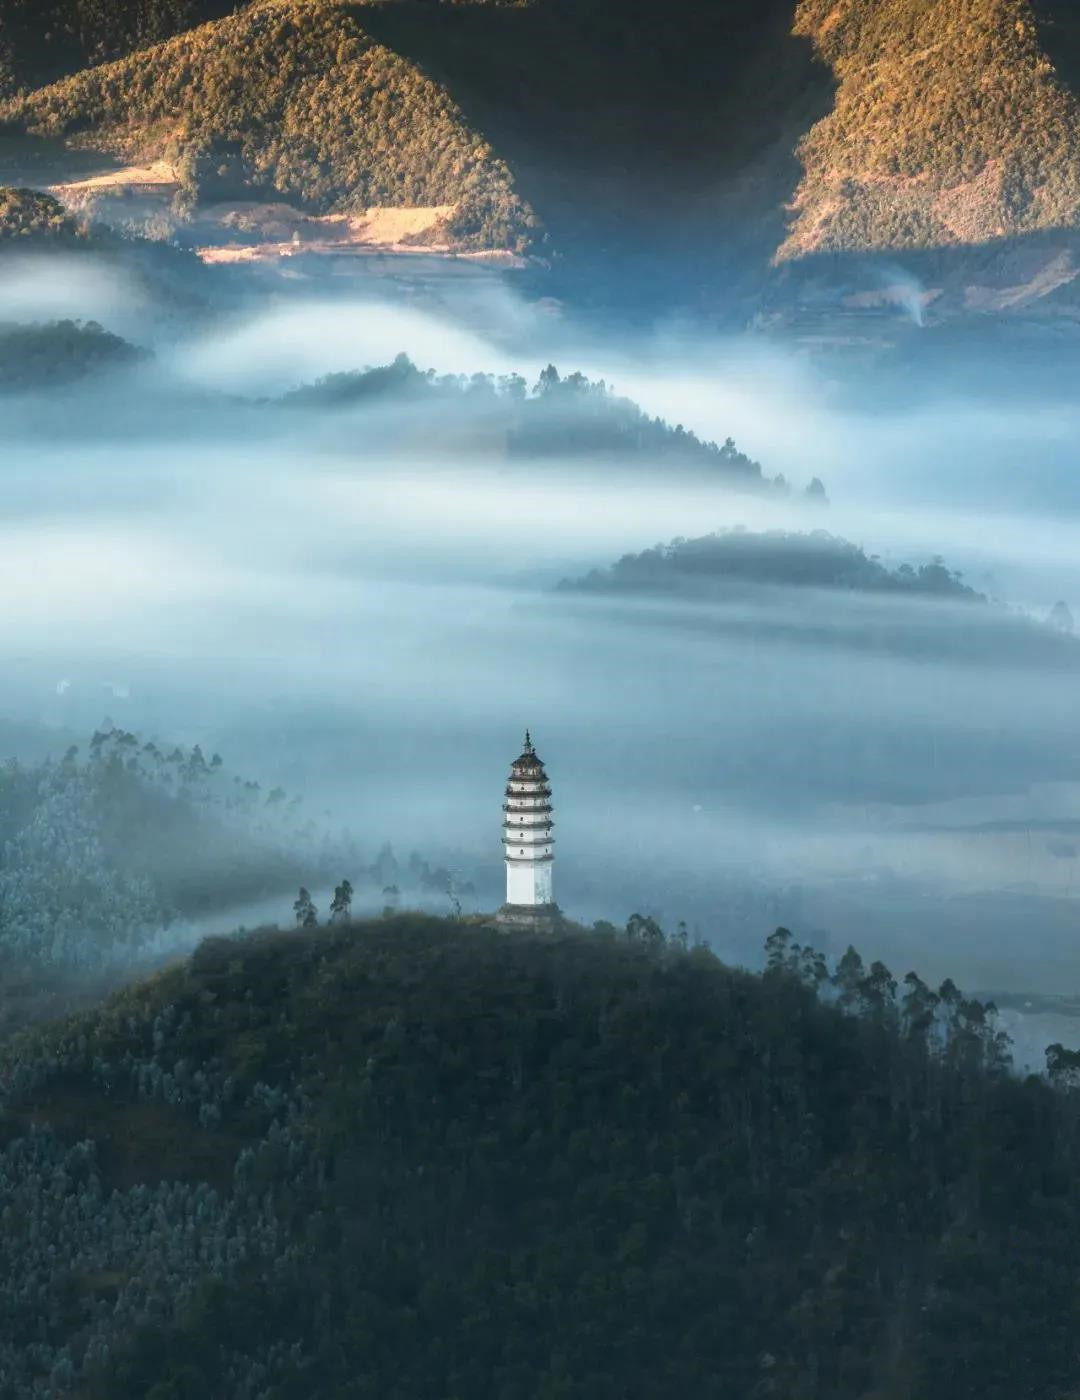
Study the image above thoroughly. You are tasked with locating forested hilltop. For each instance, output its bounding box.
[563,529,981,601]
[1,913,1080,1397]
[0,727,458,980]
[559,528,1080,668]
[783,0,1080,258]
[1,0,536,252]
[280,356,781,487]
[0,1,240,95]
[7,0,1080,296]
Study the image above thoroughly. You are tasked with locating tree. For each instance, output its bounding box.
[804,477,829,505]
[625,913,664,946]
[1046,1043,1080,1089]
[293,888,318,929]
[833,945,866,1015]
[1048,600,1075,635]
[329,880,353,924]
[535,363,561,395]
[862,959,898,1022]
[796,942,828,988]
[901,971,939,1043]
[764,926,797,973]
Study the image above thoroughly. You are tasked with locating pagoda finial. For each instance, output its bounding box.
[524,728,534,754]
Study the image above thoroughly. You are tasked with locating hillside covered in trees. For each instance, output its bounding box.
[280,356,781,487]
[1,912,1078,1397]
[558,528,1080,670]
[0,186,82,241]
[0,319,142,388]
[1,0,536,252]
[562,529,982,601]
[6,0,1080,289]
[0,727,402,981]
[0,0,241,96]
[783,0,1080,259]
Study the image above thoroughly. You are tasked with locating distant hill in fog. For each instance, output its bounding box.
[561,529,983,601]
[559,528,1080,670]
[6,1,1080,317]
[0,318,142,388]
[279,355,789,489]
[3,913,1080,1397]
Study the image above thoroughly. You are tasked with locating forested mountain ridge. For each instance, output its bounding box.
[1,0,537,252]
[563,529,982,601]
[559,528,1080,671]
[0,0,241,96]
[6,0,1080,284]
[1,913,1078,1397]
[783,0,1080,259]
[279,356,783,488]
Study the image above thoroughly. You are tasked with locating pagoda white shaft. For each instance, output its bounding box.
[503,730,554,907]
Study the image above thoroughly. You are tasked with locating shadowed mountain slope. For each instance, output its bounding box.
[0,0,242,96]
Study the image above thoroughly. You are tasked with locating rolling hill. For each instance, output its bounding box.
[0,0,241,96]
[0,0,537,252]
[1,913,1078,1397]
[5,1,1080,312]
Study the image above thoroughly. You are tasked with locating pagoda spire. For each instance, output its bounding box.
[524,728,534,755]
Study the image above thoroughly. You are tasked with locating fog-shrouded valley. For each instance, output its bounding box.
[5,2,1080,1396]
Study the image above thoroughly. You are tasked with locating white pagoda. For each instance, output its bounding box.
[497,731,561,930]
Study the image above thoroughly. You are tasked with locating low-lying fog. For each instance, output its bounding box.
[4,249,1080,1008]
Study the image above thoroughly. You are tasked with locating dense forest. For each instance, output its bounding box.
[0,0,241,95]
[557,529,1080,673]
[0,727,461,979]
[0,912,1078,1396]
[0,186,82,241]
[281,356,781,487]
[784,0,1080,257]
[6,0,1080,278]
[562,529,982,601]
[0,319,142,389]
[2,0,536,251]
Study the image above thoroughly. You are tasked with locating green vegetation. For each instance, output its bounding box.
[562,529,983,600]
[282,355,781,487]
[784,0,1080,256]
[556,529,1080,673]
[0,727,469,981]
[0,912,1078,1396]
[0,0,240,96]
[0,728,341,970]
[0,185,81,240]
[0,319,142,389]
[2,0,537,251]
[7,0,1080,269]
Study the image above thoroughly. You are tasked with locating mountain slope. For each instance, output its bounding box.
[0,185,80,239]
[0,0,241,97]
[2,0,536,251]
[8,1,1080,306]
[2,914,1078,1398]
[783,0,1080,259]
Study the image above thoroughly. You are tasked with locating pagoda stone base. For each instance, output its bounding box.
[496,902,564,934]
